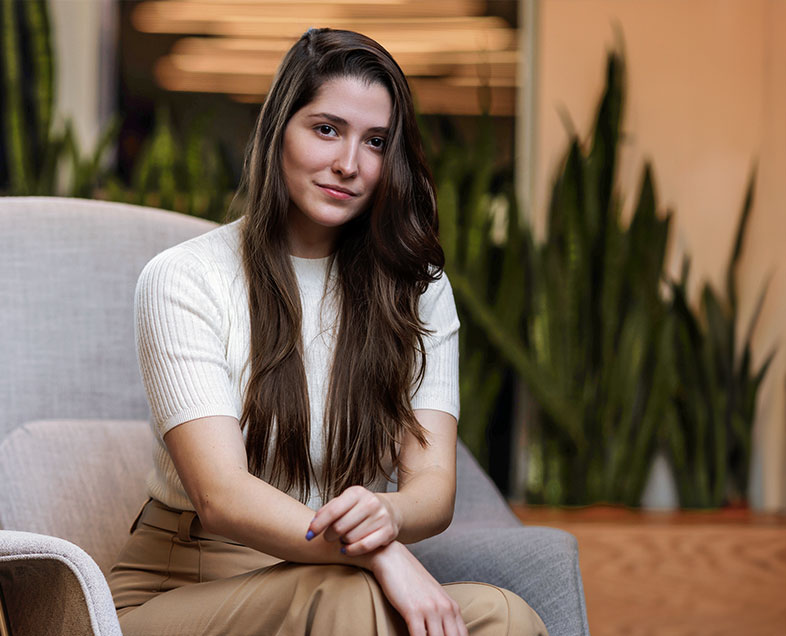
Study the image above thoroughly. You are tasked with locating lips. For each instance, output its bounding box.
[316,183,357,198]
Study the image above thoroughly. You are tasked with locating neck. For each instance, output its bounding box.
[287,223,338,259]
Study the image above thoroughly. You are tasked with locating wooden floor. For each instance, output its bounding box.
[512,506,786,636]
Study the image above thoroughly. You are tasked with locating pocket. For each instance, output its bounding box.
[129,498,153,534]
[108,524,176,609]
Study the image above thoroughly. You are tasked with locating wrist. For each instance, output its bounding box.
[347,542,393,572]
[367,539,404,574]
[377,492,404,536]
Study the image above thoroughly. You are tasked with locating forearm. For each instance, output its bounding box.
[380,466,455,543]
[165,416,374,569]
[198,471,374,569]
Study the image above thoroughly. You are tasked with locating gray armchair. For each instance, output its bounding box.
[0,197,589,636]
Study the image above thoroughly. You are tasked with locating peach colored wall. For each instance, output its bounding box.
[531,0,785,510]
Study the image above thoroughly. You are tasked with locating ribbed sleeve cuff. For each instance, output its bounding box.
[158,404,240,437]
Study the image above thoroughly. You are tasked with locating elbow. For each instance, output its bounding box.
[432,517,451,537]
[416,507,452,541]
[441,483,457,527]
[436,499,455,534]
[422,496,454,538]
[192,488,233,536]
[192,470,253,537]
[426,482,456,537]
[194,495,221,535]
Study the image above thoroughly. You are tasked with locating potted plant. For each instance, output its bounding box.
[433,49,772,509]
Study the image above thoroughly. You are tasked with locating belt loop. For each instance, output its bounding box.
[176,510,197,542]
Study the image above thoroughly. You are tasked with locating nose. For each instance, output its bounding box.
[332,141,358,178]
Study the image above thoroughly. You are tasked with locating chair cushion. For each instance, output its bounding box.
[0,419,151,574]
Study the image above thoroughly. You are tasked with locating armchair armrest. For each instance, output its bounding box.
[0,531,121,636]
[412,524,589,636]
[438,442,590,635]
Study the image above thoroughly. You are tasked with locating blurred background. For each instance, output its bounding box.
[2,0,784,511]
[3,1,785,633]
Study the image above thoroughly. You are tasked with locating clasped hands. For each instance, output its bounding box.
[304,485,468,636]
[305,484,401,555]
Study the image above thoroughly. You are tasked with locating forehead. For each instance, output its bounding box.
[304,76,392,128]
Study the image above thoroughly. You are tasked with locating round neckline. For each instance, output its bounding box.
[289,253,333,263]
[289,253,334,282]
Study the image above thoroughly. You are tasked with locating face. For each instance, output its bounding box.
[281,76,393,257]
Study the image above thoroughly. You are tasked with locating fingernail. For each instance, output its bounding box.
[305,530,315,541]
[340,546,347,555]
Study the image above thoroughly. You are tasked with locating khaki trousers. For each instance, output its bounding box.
[108,500,547,636]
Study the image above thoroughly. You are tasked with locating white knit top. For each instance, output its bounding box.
[135,217,460,511]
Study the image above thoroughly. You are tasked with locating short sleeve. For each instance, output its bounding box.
[410,272,461,420]
[135,247,240,437]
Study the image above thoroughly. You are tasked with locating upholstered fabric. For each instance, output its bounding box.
[413,525,588,636]
[0,197,216,441]
[452,442,522,528]
[0,530,122,636]
[417,443,590,636]
[0,419,152,574]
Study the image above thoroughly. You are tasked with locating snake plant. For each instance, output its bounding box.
[431,48,771,508]
[666,173,774,508]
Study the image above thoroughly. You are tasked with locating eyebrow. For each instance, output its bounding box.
[307,112,389,134]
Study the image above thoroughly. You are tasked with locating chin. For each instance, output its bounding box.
[313,209,363,228]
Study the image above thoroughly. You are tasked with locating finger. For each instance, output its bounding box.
[341,526,396,555]
[323,501,374,543]
[448,605,468,636]
[441,616,457,636]
[307,490,360,539]
[446,596,467,636]
[405,617,427,636]
[338,513,384,544]
[434,595,460,636]
[425,613,444,636]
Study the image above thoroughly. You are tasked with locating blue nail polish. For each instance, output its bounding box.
[340,546,347,555]
[305,530,315,541]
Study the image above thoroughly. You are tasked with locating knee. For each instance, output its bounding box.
[494,587,549,636]
[314,564,378,605]
[296,564,400,630]
[448,583,549,636]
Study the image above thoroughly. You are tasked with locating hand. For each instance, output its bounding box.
[370,541,468,636]
[306,486,401,555]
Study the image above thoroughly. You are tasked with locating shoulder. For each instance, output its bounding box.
[135,220,246,328]
[419,269,456,314]
[418,269,459,331]
[137,218,243,291]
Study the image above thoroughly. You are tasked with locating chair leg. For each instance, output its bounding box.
[0,583,12,636]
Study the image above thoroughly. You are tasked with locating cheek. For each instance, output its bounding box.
[282,130,317,182]
[366,155,385,191]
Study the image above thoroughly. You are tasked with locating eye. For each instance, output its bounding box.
[316,124,337,137]
[367,136,386,150]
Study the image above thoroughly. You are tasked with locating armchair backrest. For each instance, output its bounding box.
[0,197,218,436]
[0,197,217,569]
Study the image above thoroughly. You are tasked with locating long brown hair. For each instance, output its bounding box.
[235,28,444,503]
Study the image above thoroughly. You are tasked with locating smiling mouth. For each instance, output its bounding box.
[317,183,357,199]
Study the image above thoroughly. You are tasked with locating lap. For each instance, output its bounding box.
[109,517,546,636]
[118,560,406,636]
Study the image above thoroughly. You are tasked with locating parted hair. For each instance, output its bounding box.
[235,28,444,503]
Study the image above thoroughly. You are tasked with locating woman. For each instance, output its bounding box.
[109,28,548,636]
